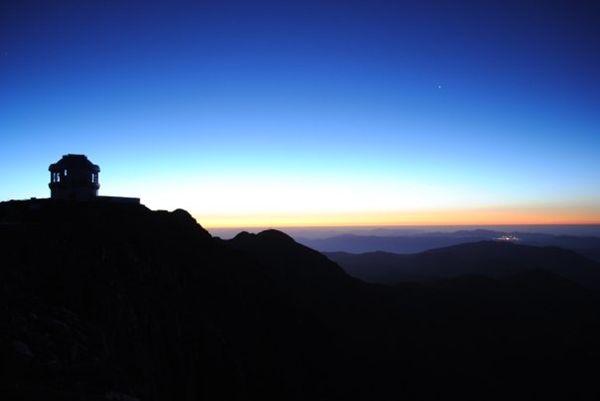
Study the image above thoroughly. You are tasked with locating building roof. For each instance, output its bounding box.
[49,154,100,173]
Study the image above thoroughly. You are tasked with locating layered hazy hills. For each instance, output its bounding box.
[326,240,600,288]
[2,199,600,400]
[299,230,600,262]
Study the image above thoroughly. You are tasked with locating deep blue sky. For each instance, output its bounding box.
[1,0,599,227]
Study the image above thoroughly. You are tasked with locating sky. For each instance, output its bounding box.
[1,0,599,228]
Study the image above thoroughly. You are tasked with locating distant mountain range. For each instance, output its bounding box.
[2,199,600,400]
[298,229,600,262]
[326,240,600,288]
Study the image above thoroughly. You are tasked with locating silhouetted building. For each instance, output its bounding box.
[49,154,100,200]
[48,154,140,204]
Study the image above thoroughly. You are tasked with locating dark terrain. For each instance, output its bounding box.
[2,199,600,400]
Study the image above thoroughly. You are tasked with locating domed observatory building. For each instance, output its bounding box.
[49,154,100,201]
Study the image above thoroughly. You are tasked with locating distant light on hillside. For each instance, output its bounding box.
[494,235,520,242]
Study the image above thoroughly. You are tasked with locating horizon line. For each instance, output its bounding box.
[201,222,600,230]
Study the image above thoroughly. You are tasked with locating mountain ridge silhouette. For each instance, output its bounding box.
[326,240,600,288]
[299,230,600,261]
[2,199,600,400]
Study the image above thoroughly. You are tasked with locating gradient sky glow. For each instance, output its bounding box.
[1,0,599,228]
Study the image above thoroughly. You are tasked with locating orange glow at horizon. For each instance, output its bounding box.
[195,206,600,229]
